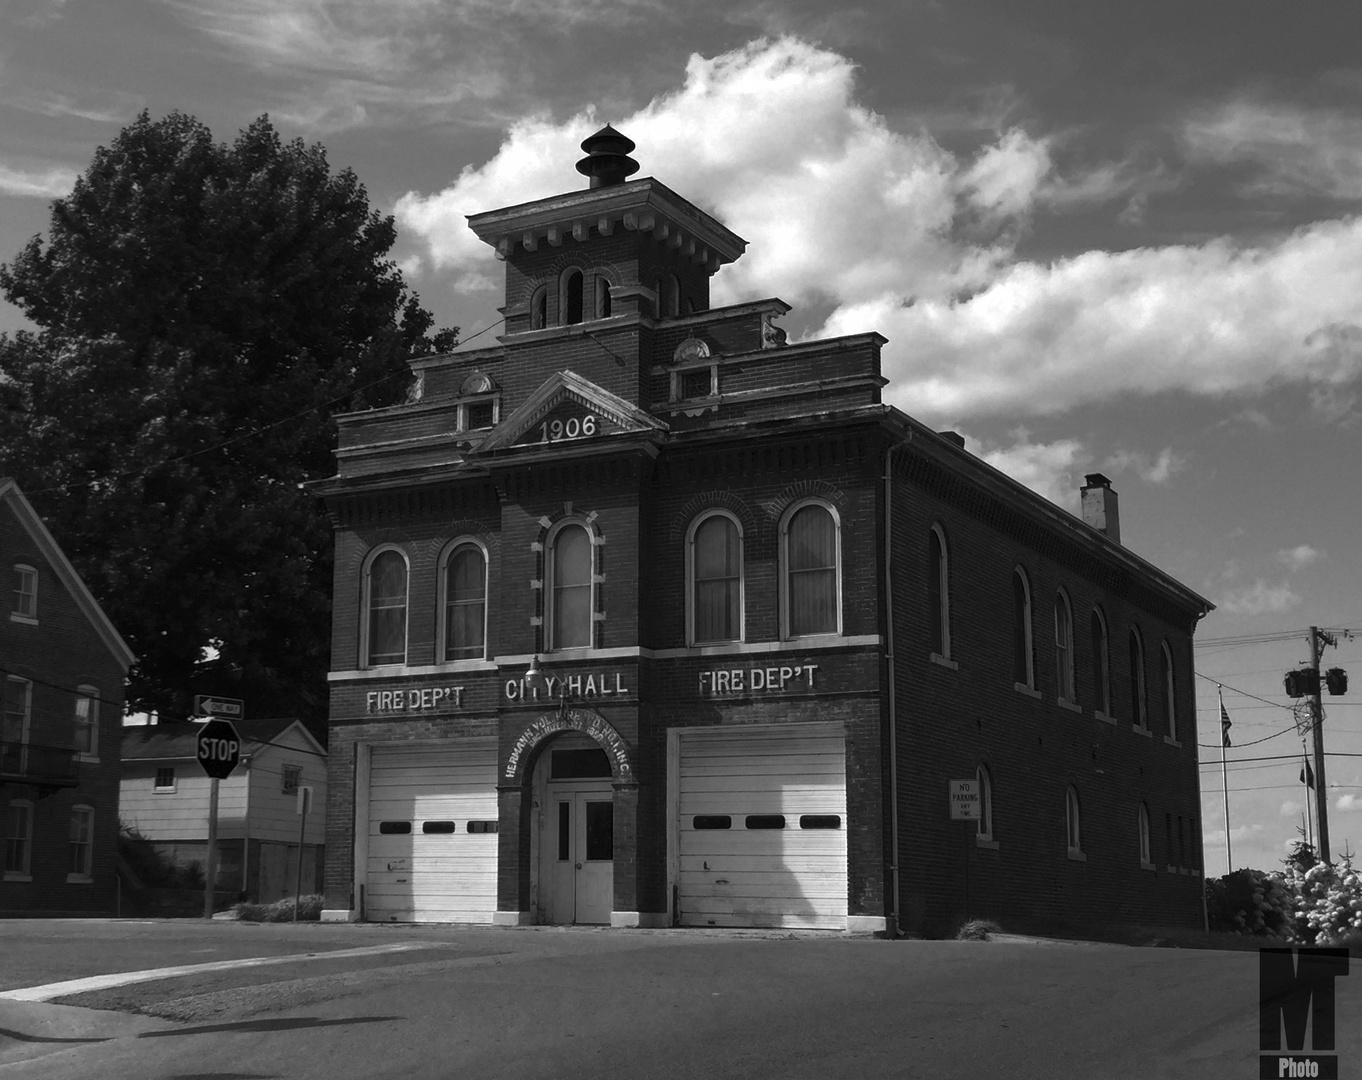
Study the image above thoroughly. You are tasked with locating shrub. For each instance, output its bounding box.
[1205,868,1294,937]
[955,919,1002,941]
[1282,854,1362,946]
[233,894,324,922]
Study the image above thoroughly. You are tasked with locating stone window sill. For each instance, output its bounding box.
[1013,682,1040,698]
[1067,849,1087,862]
[1057,699,1083,714]
[929,653,958,671]
[1133,725,1153,739]
[1094,711,1116,726]
[976,838,999,850]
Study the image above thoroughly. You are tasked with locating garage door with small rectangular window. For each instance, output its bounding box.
[366,740,497,923]
[676,726,847,930]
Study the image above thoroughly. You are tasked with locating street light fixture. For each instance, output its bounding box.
[525,655,572,717]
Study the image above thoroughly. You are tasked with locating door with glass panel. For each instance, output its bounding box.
[542,784,614,925]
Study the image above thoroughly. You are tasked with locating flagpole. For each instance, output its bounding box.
[1219,687,1232,873]
[1302,743,1314,850]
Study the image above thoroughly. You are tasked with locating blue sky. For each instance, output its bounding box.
[3,0,1361,876]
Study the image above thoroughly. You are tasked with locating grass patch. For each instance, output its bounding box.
[232,894,324,923]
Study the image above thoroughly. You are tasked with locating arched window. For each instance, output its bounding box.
[1129,627,1147,730]
[1138,803,1152,866]
[441,542,487,662]
[1012,568,1034,688]
[666,274,680,318]
[4,799,33,878]
[548,522,593,650]
[928,525,950,658]
[781,502,840,638]
[1054,590,1075,704]
[1161,641,1178,741]
[1066,787,1082,855]
[977,765,994,842]
[363,549,408,667]
[689,513,743,644]
[530,286,548,330]
[1091,607,1110,717]
[12,564,37,620]
[74,685,99,758]
[654,277,664,317]
[561,269,584,325]
[597,278,611,320]
[68,805,94,880]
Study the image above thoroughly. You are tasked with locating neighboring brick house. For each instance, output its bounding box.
[313,128,1213,935]
[2,478,135,916]
[120,718,326,902]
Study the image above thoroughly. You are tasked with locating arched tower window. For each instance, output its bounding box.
[530,286,548,330]
[561,269,584,325]
[597,278,612,320]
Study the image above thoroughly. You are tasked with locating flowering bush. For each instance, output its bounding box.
[1205,868,1295,937]
[1281,855,1362,946]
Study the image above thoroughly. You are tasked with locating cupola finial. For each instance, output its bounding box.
[576,125,639,189]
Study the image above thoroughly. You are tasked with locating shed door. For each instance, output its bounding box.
[366,740,497,922]
[677,727,847,929]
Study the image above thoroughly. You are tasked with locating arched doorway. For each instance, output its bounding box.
[532,731,614,924]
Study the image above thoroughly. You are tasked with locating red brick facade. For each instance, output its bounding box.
[1,480,134,916]
[315,135,1211,934]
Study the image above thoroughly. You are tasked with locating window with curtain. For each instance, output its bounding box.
[691,514,741,644]
[74,687,99,757]
[1129,628,1147,729]
[1091,608,1110,716]
[928,527,949,657]
[1162,642,1178,740]
[1013,569,1034,687]
[1055,592,1075,703]
[785,504,838,637]
[551,524,592,649]
[365,550,407,666]
[444,544,487,661]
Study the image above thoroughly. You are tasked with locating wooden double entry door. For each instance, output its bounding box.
[540,781,614,925]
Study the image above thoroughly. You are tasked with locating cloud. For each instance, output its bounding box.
[1280,800,1303,817]
[1104,447,1185,485]
[1218,580,1302,616]
[1337,793,1362,812]
[1183,99,1362,200]
[6,89,144,124]
[397,38,1362,423]
[1276,545,1322,572]
[963,432,1085,507]
[0,163,77,198]
[1203,823,1263,846]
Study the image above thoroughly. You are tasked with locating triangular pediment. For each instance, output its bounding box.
[476,370,667,453]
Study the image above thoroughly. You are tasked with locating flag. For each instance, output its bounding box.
[1219,693,1232,747]
[1301,758,1315,789]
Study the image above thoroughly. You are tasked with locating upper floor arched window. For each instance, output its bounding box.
[781,501,840,639]
[1161,641,1178,741]
[1138,802,1152,867]
[928,525,950,659]
[1012,568,1034,688]
[363,548,408,667]
[1054,590,1075,704]
[666,274,680,318]
[1129,627,1148,730]
[441,541,488,662]
[1066,786,1082,856]
[597,278,612,320]
[548,522,593,650]
[1091,606,1111,717]
[688,512,743,645]
[977,764,994,842]
[560,268,584,325]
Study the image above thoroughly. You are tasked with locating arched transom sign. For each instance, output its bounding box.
[504,709,633,783]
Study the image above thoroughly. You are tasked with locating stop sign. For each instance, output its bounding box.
[196,718,241,779]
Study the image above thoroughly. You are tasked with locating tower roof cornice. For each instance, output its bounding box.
[466,177,747,272]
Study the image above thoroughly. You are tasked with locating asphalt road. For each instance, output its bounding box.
[2,923,1358,1080]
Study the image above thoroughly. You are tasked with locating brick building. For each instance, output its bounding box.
[2,478,135,916]
[315,128,1212,934]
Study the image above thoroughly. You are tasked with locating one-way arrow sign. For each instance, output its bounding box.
[194,694,245,719]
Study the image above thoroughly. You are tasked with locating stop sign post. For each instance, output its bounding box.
[197,716,243,918]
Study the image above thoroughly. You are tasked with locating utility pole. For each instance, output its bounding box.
[1308,626,1331,863]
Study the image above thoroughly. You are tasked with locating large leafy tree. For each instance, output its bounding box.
[0,111,454,734]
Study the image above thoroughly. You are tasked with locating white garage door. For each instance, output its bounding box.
[366,740,498,923]
[677,726,847,929]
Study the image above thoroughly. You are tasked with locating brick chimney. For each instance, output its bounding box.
[1080,473,1121,544]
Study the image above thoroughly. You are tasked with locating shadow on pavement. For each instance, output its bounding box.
[139,1016,400,1038]
[0,1027,108,1044]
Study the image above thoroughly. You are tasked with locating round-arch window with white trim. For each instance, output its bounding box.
[928,524,950,658]
[687,511,744,645]
[1012,567,1034,688]
[439,539,488,662]
[1066,786,1082,855]
[1091,605,1111,717]
[546,520,594,650]
[362,546,409,667]
[780,499,841,639]
[1054,589,1075,704]
[976,764,994,842]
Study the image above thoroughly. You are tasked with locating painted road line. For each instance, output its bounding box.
[0,942,448,1002]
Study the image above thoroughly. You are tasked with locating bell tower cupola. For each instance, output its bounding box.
[576,125,640,189]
